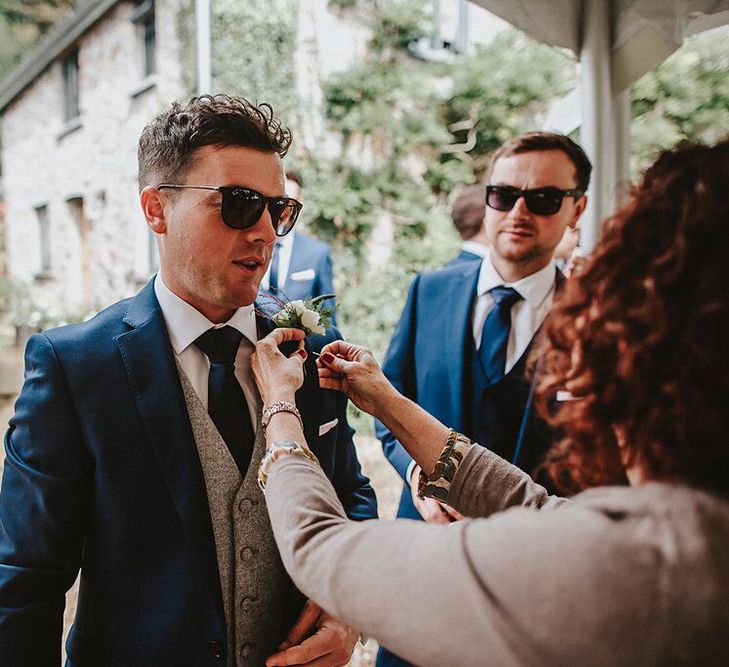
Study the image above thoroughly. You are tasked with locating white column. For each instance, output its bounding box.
[195,0,212,94]
[456,0,469,53]
[612,88,631,202]
[579,0,612,253]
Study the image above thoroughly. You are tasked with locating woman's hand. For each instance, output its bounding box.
[317,341,396,418]
[252,328,307,405]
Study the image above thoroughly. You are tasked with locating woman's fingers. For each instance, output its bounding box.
[318,377,343,392]
[259,327,306,350]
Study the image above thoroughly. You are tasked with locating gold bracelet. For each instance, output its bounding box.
[417,430,472,501]
[257,439,319,491]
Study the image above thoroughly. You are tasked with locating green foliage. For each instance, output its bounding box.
[210,0,298,119]
[327,0,357,9]
[369,0,430,53]
[304,168,380,251]
[0,277,93,341]
[174,0,198,97]
[442,30,576,173]
[0,0,76,80]
[631,28,729,174]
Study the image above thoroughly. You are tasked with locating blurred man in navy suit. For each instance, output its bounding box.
[375,132,591,666]
[444,183,489,268]
[261,170,337,323]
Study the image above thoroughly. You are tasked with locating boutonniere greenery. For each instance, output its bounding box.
[271,295,336,336]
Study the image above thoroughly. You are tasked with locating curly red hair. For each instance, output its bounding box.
[535,139,729,498]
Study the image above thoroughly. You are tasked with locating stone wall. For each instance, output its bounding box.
[1,0,189,315]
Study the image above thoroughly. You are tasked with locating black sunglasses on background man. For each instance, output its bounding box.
[486,185,584,216]
[157,184,303,236]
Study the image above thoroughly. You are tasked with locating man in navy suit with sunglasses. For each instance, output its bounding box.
[0,95,376,666]
[375,132,591,665]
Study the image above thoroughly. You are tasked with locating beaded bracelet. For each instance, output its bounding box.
[260,401,303,431]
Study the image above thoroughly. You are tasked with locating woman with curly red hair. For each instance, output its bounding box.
[253,140,729,666]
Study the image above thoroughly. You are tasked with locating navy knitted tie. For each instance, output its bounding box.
[194,326,255,473]
[479,286,523,383]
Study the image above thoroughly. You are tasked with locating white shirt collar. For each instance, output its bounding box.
[476,248,556,308]
[154,271,258,355]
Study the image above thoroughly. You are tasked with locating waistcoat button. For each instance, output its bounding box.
[238,498,254,513]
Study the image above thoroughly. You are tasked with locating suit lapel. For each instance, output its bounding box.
[446,264,481,432]
[117,280,224,623]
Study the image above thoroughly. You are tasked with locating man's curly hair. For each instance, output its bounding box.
[137,94,292,190]
[535,138,729,498]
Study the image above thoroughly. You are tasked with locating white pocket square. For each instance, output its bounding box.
[318,418,338,436]
[290,268,316,281]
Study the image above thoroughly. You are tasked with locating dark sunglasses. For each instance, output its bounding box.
[486,185,583,216]
[157,184,302,236]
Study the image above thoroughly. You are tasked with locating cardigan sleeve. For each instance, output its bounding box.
[263,454,651,667]
[446,444,569,518]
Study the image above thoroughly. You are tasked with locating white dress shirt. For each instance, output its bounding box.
[261,230,295,291]
[472,249,557,374]
[154,272,260,427]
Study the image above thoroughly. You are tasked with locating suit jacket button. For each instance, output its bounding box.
[240,546,254,561]
[240,642,254,657]
[238,498,254,513]
[208,640,224,658]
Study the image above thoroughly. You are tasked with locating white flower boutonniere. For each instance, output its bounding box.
[270,294,335,336]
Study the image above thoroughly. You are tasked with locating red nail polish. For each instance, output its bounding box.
[321,352,334,364]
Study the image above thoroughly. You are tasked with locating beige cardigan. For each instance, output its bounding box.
[265,446,729,666]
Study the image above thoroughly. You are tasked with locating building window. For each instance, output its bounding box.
[62,50,80,122]
[35,205,51,274]
[67,197,91,305]
[132,0,156,78]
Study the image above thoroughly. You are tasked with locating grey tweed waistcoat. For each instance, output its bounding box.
[177,364,298,667]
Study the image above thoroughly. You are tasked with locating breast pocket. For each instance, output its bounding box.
[318,417,338,436]
[290,269,316,281]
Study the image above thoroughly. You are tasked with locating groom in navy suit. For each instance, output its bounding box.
[0,95,375,666]
[376,132,591,665]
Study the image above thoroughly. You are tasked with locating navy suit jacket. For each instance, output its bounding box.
[443,248,483,268]
[375,261,556,520]
[283,233,334,301]
[0,279,375,665]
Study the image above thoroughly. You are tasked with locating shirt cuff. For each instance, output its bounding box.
[418,431,474,502]
[405,460,417,487]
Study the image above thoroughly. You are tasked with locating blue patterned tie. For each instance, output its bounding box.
[194,326,255,473]
[479,286,523,383]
